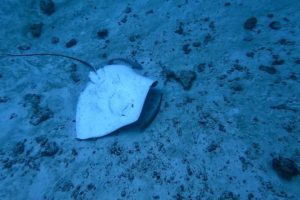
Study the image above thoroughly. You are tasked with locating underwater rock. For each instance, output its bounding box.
[177,70,197,90]
[29,107,53,126]
[65,38,77,48]
[269,21,282,30]
[0,96,9,103]
[40,141,59,157]
[12,141,25,155]
[29,23,44,38]
[51,36,59,44]
[40,0,55,16]
[272,156,299,180]
[97,29,109,39]
[244,17,257,30]
[259,65,277,74]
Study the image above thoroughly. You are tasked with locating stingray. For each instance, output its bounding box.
[0,53,162,139]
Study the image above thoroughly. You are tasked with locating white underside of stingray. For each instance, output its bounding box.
[76,64,156,139]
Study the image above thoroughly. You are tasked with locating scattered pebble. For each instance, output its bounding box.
[51,36,59,44]
[29,23,44,38]
[17,44,31,51]
[40,0,55,16]
[30,107,54,126]
[259,65,277,74]
[12,141,25,155]
[269,21,282,30]
[65,38,77,48]
[97,29,109,39]
[40,141,59,157]
[177,70,197,90]
[244,17,257,30]
[0,96,9,103]
[272,156,299,180]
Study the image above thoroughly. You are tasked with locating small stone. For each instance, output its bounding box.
[259,65,277,74]
[51,36,59,44]
[40,0,55,16]
[269,21,281,30]
[0,96,9,103]
[65,39,77,48]
[41,141,59,157]
[12,141,25,155]
[182,44,191,54]
[272,156,299,180]
[30,23,44,38]
[23,93,41,107]
[244,17,257,30]
[29,107,53,126]
[177,70,197,90]
[17,44,31,51]
[97,29,108,39]
[272,59,285,65]
[192,42,201,47]
[197,63,206,73]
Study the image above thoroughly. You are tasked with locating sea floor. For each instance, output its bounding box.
[0,0,299,199]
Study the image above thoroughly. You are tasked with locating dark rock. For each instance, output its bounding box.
[269,21,281,30]
[58,180,74,192]
[65,39,77,48]
[0,96,9,103]
[30,23,44,38]
[272,156,299,180]
[109,142,123,156]
[41,141,59,157]
[124,6,132,14]
[219,191,240,200]
[17,44,31,51]
[177,70,197,90]
[29,107,53,126]
[295,59,300,64]
[35,135,48,146]
[244,17,257,30]
[40,0,55,16]
[97,29,108,39]
[192,41,201,47]
[12,141,25,155]
[197,63,206,73]
[51,36,59,44]
[272,59,285,65]
[230,83,244,92]
[259,65,277,74]
[175,22,185,35]
[23,93,41,107]
[182,44,191,54]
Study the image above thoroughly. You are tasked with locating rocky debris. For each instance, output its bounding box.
[165,69,196,90]
[40,0,55,16]
[29,23,44,38]
[51,36,59,44]
[69,64,80,83]
[17,43,31,51]
[269,21,281,30]
[23,93,41,108]
[29,106,53,126]
[40,141,59,157]
[272,156,299,180]
[97,29,109,39]
[258,65,277,74]
[23,94,53,125]
[65,38,77,48]
[12,141,25,155]
[182,44,191,54]
[244,17,257,30]
[219,191,240,200]
[0,96,9,103]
